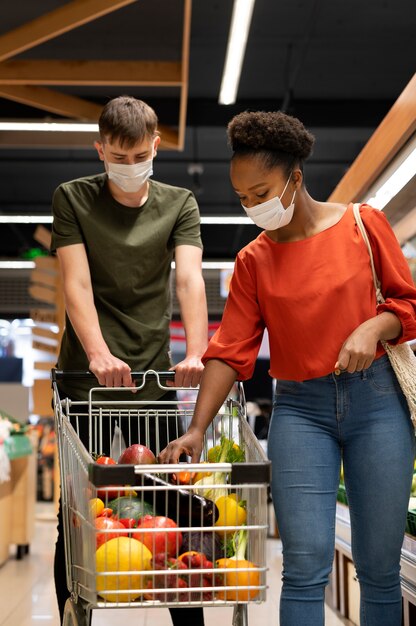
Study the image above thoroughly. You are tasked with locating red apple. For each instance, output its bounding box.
[118,444,157,465]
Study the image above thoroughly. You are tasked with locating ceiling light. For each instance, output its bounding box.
[201,261,234,269]
[0,121,98,132]
[363,143,416,209]
[0,261,35,269]
[219,0,256,105]
[0,259,235,271]
[171,261,234,270]
[0,216,53,224]
[201,216,252,224]
[1,215,253,225]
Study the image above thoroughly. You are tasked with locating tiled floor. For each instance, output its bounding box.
[0,502,352,625]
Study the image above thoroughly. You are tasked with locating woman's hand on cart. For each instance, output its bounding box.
[158,429,204,464]
[168,355,204,388]
[89,352,134,388]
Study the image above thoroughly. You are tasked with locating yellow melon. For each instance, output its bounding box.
[96,536,152,602]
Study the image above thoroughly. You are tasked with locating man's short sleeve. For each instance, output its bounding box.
[172,191,203,249]
[50,184,85,253]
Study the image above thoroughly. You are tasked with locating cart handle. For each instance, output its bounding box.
[51,369,175,382]
[51,368,200,392]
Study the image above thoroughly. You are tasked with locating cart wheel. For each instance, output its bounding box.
[232,604,248,626]
[62,598,89,626]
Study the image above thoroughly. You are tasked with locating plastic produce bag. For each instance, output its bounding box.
[110,422,126,461]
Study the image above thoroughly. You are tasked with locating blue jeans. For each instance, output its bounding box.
[268,355,415,626]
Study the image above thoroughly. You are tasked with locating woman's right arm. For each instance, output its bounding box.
[57,243,133,387]
[159,250,264,463]
[158,359,238,463]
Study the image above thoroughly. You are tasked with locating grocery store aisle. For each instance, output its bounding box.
[0,502,352,626]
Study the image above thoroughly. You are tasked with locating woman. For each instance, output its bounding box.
[159,110,416,625]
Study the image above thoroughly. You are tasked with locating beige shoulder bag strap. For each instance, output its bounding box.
[352,202,416,428]
[352,203,384,305]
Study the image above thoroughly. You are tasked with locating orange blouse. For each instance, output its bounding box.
[203,204,416,381]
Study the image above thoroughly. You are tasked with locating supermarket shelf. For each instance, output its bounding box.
[334,503,416,625]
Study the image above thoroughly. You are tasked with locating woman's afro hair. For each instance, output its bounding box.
[227,110,315,162]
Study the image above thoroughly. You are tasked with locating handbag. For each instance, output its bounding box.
[353,202,416,428]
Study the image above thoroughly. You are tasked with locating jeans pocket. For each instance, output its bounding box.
[368,359,403,394]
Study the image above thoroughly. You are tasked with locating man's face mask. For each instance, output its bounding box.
[106,158,153,193]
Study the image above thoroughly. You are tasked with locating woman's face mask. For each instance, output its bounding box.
[106,158,153,193]
[242,173,296,230]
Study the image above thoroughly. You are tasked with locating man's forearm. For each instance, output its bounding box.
[64,283,110,361]
[176,275,208,357]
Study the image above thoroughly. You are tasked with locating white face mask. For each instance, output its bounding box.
[107,158,153,193]
[242,174,296,230]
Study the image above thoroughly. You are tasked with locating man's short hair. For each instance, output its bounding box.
[98,96,158,148]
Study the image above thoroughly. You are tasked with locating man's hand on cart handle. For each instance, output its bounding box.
[89,353,135,389]
[158,431,204,464]
[168,356,204,388]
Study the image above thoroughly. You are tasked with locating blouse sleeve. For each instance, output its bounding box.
[361,204,416,344]
[202,251,265,380]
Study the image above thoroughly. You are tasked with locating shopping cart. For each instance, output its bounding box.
[52,370,271,626]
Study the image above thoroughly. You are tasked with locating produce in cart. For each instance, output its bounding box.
[95,516,128,548]
[118,443,157,465]
[144,553,189,602]
[136,515,183,557]
[214,494,247,537]
[181,530,223,562]
[137,471,219,527]
[107,495,155,523]
[193,436,247,535]
[96,536,152,602]
[53,369,269,623]
[215,528,260,601]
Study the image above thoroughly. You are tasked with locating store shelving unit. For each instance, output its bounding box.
[329,503,416,626]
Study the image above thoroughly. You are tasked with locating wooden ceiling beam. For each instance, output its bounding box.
[0,86,179,148]
[0,60,182,86]
[0,85,103,120]
[328,73,416,203]
[177,0,192,151]
[0,0,138,63]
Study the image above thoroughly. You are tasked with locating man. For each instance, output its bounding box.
[51,95,208,624]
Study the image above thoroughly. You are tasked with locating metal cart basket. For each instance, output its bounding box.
[52,370,271,626]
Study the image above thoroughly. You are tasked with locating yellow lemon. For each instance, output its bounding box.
[89,497,104,518]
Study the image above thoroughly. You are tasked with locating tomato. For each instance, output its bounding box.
[96,455,117,465]
[136,516,182,557]
[95,456,126,501]
[95,515,128,549]
[118,518,138,530]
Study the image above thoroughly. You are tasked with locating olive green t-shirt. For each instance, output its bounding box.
[51,174,202,401]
